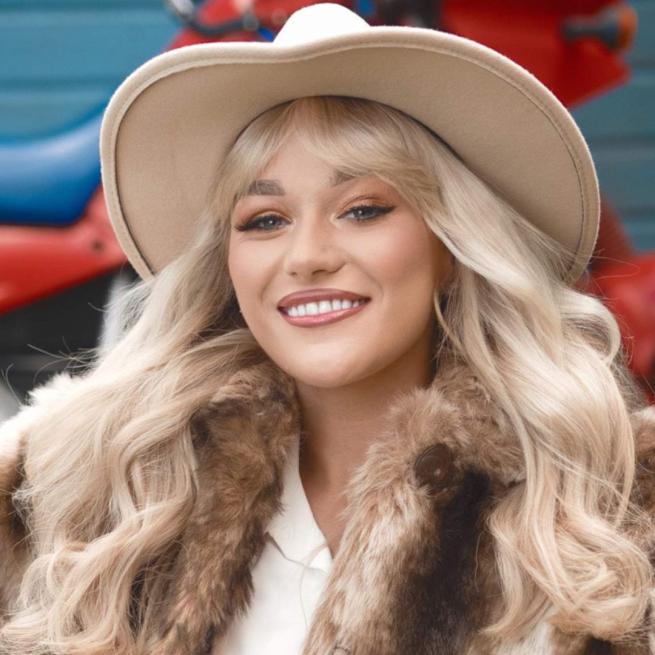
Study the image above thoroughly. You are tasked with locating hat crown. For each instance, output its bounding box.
[273,3,371,47]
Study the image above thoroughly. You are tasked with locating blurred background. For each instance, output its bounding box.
[0,0,654,419]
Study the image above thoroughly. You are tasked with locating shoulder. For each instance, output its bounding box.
[620,404,655,653]
[0,371,81,622]
[0,371,81,478]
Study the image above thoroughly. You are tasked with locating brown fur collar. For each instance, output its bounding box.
[1,355,655,654]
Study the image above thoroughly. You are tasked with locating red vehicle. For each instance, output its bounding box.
[0,0,648,416]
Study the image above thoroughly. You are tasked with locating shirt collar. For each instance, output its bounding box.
[266,437,333,573]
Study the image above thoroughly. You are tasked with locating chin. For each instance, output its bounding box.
[282,362,368,390]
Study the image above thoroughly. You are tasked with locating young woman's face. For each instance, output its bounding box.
[228,133,452,388]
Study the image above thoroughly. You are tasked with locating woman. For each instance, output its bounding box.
[1,4,655,654]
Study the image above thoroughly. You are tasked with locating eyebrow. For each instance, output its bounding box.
[245,170,356,196]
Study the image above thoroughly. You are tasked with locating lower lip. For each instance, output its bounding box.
[278,299,370,327]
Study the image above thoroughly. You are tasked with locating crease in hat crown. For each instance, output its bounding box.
[272,2,371,46]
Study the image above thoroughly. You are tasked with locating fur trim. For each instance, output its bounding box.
[633,405,655,518]
[153,353,529,655]
[301,353,521,655]
[0,410,28,624]
[0,372,82,625]
[1,359,655,654]
[151,360,302,655]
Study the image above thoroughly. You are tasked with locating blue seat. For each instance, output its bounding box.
[0,105,104,226]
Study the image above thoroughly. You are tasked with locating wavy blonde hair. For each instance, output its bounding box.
[1,96,652,653]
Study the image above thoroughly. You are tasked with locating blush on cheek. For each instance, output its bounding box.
[377,249,436,291]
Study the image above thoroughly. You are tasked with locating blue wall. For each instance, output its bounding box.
[1,0,653,250]
[0,0,178,135]
[571,0,655,251]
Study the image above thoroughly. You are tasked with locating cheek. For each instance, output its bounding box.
[227,246,242,292]
[227,244,259,306]
[365,224,438,301]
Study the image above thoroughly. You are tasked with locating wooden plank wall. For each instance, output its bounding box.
[1,0,653,250]
[572,0,655,251]
[0,0,178,134]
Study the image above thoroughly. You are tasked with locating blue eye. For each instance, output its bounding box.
[347,204,394,222]
[236,214,286,232]
[235,204,394,232]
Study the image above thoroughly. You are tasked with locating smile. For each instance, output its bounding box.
[279,298,370,327]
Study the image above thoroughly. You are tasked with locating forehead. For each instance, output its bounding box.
[244,170,356,197]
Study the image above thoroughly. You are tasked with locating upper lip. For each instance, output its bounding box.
[277,288,370,309]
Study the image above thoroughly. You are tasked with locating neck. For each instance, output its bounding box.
[295,332,437,494]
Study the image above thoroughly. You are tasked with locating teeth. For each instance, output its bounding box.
[286,298,366,317]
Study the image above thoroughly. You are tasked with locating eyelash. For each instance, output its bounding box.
[234,203,395,232]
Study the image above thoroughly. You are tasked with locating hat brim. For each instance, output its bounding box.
[100,26,599,284]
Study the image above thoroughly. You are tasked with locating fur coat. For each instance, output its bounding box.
[1,353,655,655]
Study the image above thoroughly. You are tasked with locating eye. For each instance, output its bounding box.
[234,203,395,232]
[234,214,288,232]
[345,203,395,222]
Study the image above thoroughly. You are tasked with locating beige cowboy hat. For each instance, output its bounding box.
[99,2,600,284]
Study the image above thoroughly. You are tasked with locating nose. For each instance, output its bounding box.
[282,213,344,279]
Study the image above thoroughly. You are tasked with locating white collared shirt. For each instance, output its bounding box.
[217,438,333,654]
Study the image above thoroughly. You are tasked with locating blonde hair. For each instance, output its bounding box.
[1,96,651,653]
